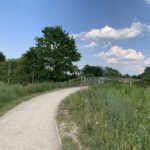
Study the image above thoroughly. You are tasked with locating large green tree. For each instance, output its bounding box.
[0,51,6,62]
[103,67,122,77]
[22,47,44,83]
[82,65,103,77]
[140,67,150,81]
[23,26,81,82]
[0,58,29,84]
[0,52,6,82]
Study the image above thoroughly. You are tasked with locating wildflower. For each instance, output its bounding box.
[96,121,99,125]
[140,124,143,128]
[84,100,88,103]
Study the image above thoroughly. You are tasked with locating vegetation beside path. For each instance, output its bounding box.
[57,83,150,150]
[0,82,71,116]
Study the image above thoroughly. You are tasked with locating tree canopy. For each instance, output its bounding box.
[82,65,103,77]
[22,26,81,82]
[0,52,6,62]
[82,65,122,78]
[140,67,150,81]
[103,67,122,77]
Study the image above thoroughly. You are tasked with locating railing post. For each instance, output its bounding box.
[80,76,83,87]
[130,78,132,87]
[98,77,101,84]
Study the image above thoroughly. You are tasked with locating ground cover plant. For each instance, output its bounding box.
[57,83,150,150]
[0,82,71,116]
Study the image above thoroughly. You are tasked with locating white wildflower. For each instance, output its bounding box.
[96,121,99,125]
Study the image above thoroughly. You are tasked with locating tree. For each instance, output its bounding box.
[22,47,44,83]
[0,51,6,62]
[0,52,6,82]
[82,65,103,77]
[123,74,131,78]
[103,67,121,77]
[141,67,150,81]
[6,59,30,84]
[0,58,28,84]
[23,26,81,82]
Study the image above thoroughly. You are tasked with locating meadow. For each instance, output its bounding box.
[0,82,69,116]
[57,83,150,150]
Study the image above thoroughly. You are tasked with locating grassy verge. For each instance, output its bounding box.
[57,83,150,150]
[0,82,70,116]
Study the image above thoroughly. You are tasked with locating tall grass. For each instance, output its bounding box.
[58,83,150,150]
[0,82,69,116]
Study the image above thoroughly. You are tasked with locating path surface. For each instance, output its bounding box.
[0,87,81,150]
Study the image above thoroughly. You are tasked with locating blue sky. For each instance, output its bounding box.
[0,0,150,75]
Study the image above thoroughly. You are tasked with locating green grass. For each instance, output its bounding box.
[0,82,70,116]
[62,137,79,150]
[58,83,150,150]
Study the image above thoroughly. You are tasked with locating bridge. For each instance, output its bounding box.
[67,76,140,87]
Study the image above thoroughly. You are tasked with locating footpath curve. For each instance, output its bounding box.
[0,87,80,150]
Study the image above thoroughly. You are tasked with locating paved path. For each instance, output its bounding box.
[0,87,80,150]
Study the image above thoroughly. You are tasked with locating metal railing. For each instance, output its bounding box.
[67,76,145,87]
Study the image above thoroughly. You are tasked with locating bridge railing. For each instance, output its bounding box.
[66,76,146,87]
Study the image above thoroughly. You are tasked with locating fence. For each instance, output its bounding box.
[67,76,144,87]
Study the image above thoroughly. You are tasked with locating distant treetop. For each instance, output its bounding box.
[0,52,6,62]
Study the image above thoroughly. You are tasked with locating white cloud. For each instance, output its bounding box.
[145,25,150,31]
[73,22,150,50]
[98,46,145,61]
[144,58,150,65]
[145,0,150,4]
[83,41,112,49]
[106,58,118,65]
[74,22,144,40]
[102,41,112,48]
[83,42,98,48]
[72,32,86,40]
[85,22,142,40]
[95,46,150,74]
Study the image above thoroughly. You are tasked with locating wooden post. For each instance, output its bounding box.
[98,77,101,84]
[80,76,83,87]
[130,78,132,87]
[84,77,86,86]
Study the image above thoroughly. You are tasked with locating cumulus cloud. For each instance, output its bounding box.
[145,0,150,4]
[85,22,143,40]
[73,22,150,50]
[97,46,145,61]
[83,42,98,48]
[144,58,150,65]
[72,32,86,40]
[145,25,150,31]
[83,41,112,49]
[95,46,150,74]
[101,41,112,48]
[106,58,118,65]
[74,22,144,40]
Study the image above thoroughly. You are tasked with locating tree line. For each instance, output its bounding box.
[0,26,81,84]
[0,26,149,84]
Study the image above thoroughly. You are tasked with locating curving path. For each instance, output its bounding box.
[0,87,81,150]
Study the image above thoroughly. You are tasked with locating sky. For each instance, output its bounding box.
[0,0,150,75]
